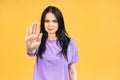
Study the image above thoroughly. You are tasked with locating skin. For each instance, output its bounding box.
[68,64,77,80]
[24,21,42,54]
[44,12,58,40]
[24,12,77,80]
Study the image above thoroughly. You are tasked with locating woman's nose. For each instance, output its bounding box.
[49,22,53,27]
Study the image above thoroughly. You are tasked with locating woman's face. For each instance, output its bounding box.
[44,12,58,34]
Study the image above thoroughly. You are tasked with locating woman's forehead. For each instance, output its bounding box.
[45,12,57,20]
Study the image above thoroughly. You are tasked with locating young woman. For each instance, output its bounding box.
[24,6,79,80]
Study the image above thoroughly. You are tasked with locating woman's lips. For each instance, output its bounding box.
[48,28,53,31]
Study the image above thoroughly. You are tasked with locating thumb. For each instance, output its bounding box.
[37,33,43,41]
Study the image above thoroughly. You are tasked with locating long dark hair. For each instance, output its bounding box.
[37,6,70,60]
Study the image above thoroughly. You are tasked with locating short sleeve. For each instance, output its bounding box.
[69,39,79,64]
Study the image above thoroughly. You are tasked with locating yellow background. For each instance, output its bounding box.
[0,0,120,80]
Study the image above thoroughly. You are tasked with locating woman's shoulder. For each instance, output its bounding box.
[69,38,77,46]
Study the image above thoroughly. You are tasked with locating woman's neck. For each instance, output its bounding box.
[48,33,57,40]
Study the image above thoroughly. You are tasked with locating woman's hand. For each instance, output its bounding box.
[24,21,42,54]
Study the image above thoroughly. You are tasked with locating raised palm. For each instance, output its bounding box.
[24,21,42,54]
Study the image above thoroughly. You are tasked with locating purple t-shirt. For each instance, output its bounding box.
[28,39,79,80]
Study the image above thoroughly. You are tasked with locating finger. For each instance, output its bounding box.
[36,21,40,35]
[37,33,42,41]
[33,21,37,34]
[29,23,34,34]
[25,27,29,37]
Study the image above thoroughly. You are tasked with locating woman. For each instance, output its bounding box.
[24,6,79,80]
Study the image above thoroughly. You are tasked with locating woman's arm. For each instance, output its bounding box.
[68,63,77,80]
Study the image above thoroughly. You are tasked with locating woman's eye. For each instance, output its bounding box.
[44,20,58,23]
[53,20,58,23]
[44,20,49,22]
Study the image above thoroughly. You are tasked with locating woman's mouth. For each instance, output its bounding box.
[48,28,53,31]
